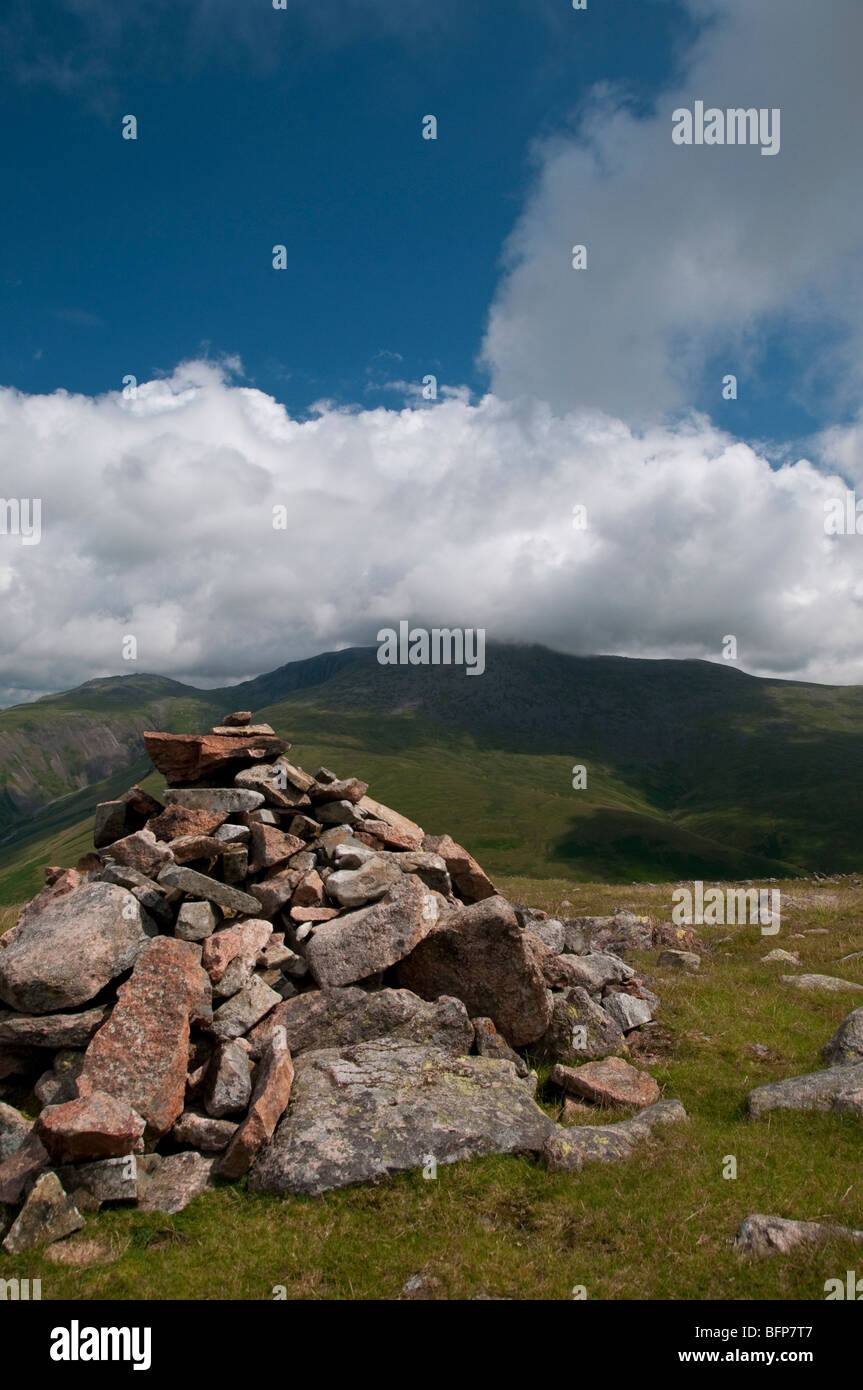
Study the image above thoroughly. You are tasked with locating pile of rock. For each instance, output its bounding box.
[0,715,682,1253]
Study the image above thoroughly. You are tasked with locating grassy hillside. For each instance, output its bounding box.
[2,875,861,1300]
[0,643,861,904]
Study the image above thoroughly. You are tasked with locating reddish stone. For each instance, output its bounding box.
[17,869,81,927]
[122,784,165,818]
[78,937,212,1141]
[143,731,286,784]
[215,1036,294,1178]
[248,825,304,873]
[292,870,325,908]
[550,1057,661,1108]
[36,1092,145,1164]
[291,906,339,923]
[0,1132,50,1203]
[249,869,302,917]
[147,804,226,841]
[202,920,272,987]
[168,835,228,864]
[358,795,424,842]
[309,778,368,805]
[100,829,172,878]
[222,711,252,726]
[355,821,423,852]
[421,834,495,903]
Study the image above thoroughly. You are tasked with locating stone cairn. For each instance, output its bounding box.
[0,714,686,1254]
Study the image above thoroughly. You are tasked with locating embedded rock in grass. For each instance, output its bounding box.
[735,1213,863,1258]
[748,1062,863,1117]
[136,1151,214,1214]
[248,986,474,1058]
[0,1133,50,1203]
[249,1038,555,1196]
[780,974,863,993]
[550,1056,660,1108]
[397,894,552,1048]
[36,1092,145,1164]
[543,1099,686,1172]
[656,949,701,973]
[822,1008,863,1065]
[77,936,212,1142]
[2,1171,85,1254]
[304,876,440,988]
[537,987,628,1065]
[0,881,154,1014]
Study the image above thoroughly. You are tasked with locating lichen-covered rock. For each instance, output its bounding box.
[249,1039,555,1195]
[0,881,154,1014]
[0,1100,33,1161]
[735,1213,863,1258]
[248,986,474,1058]
[0,1004,111,1049]
[550,1056,660,1108]
[136,1151,214,1214]
[77,937,212,1141]
[204,1041,253,1118]
[748,1062,863,1117]
[1,1172,85,1254]
[215,1035,295,1178]
[543,1099,686,1172]
[36,1091,145,1164]
[822,1007,863,1066]
[536,987,628,1065]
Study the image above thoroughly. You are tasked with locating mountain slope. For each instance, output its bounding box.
[0,643,861,902]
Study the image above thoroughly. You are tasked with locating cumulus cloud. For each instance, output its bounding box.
[482,0,863,423]
[0,360,860,705]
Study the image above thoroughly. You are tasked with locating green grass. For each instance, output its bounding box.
[2,875,862,1300]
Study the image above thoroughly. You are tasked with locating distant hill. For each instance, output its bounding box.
[1,642,862,901]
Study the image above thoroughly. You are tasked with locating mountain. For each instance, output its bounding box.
[1,642,862,902]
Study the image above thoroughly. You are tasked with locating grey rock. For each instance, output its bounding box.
[0,1101,33,1161]
[0,1004,111,1050]
[172,1111,238,1152]
[204,1041,253,1117]
[315,800,364,826]
[0,882,154,1014]
[748,1062,863,1117]
[2,1171,85,1254]
[176,900,219,942]
[601,991,654,1032]
[780,974,863,993]
[93,799,129,849]
[136,1151,214,1214]
[325,856,401,908]
[735,1213,863,1258]
[471,1017,530,1076]
[56,1155,137,1207]
[537,987,628,1064]
[0,1131,50,1203]
[833,1089,863,1114]
[34,1051,85,1107]
[524,919,566,955]
[332,843,378,871]
[212,823,250,844]
[209,975,281,1042]
[165,787,265,813]
[249,986,474,1058]
[544,1099,687,1172]
[249,1039,555,1196]
[562,922,588,955]
[305,876,439,988]
[554,953,636,993]
[657,949,700,973]
[823,1007,863,1066]
[157,864,261,916]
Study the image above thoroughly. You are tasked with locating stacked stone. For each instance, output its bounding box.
[0,713,679,1253]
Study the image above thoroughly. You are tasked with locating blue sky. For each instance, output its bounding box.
[2,0,863,702]
[1,0,730,421]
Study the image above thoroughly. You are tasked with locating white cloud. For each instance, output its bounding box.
[0,361,861,704]
[482,0,863,423]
